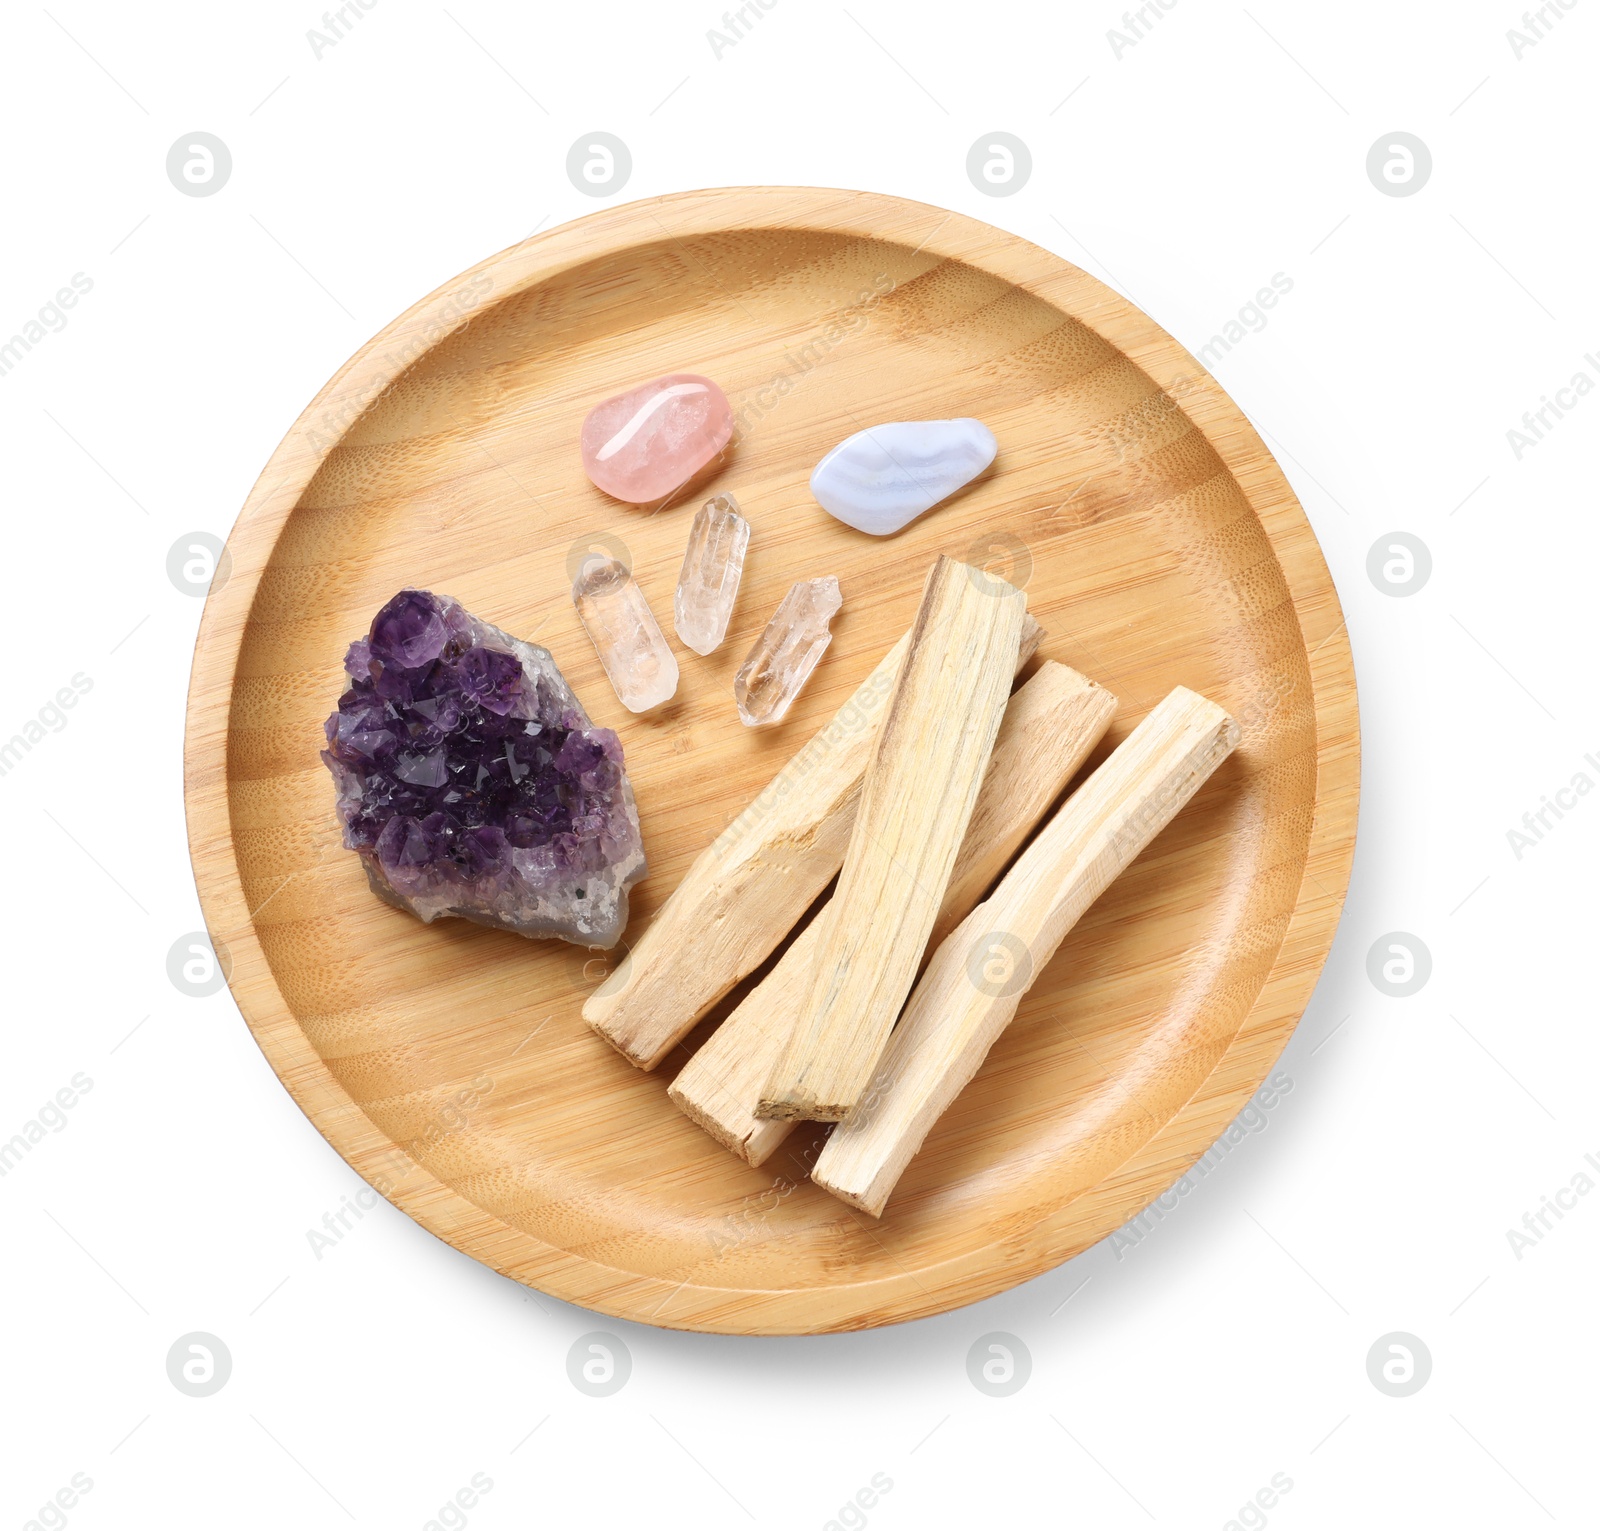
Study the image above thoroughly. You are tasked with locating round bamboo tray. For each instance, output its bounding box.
[184,187,1358,1334]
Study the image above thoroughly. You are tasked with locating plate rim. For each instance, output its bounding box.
[184,185,1359,1334]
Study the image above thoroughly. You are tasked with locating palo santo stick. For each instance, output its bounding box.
[813,686,1240,1216]
[759,557,1027,1122]
[583,611,1042,1070]
[669,661,1116,1166]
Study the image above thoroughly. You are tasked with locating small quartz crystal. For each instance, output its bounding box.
[580,373,734,504]
[733,576,842,727]
[674,494,750,655]
[572,556,680,713]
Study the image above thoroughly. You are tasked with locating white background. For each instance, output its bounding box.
[2,2,1596,1527]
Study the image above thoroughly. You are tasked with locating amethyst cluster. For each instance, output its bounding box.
[321,589,645,947]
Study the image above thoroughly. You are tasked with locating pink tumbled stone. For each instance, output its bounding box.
[579,373,733,504]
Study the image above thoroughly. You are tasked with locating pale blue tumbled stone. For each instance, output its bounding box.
[809,419,998,536]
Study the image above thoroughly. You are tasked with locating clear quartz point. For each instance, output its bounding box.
[572,556,679,713]
[733,576,842,727]
[674,493,751,655]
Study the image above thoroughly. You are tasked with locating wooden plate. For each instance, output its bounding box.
[185,187,1357,1334]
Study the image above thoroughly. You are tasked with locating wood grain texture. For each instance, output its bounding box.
[583,613,1041,1069]
[669,660,1115,1166]
[759,557,1025,1121]
[814,687,1239,1216]
[183,187,1359,1334]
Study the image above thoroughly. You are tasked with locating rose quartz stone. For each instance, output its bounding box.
[580,373,734,504]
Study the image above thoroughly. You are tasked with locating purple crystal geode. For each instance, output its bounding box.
[321,589,645,948]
